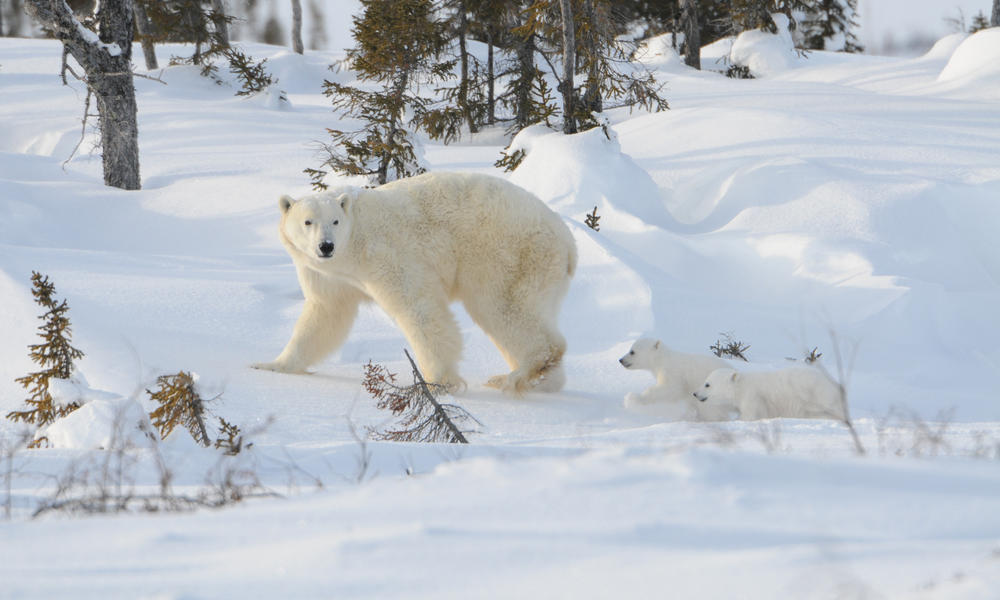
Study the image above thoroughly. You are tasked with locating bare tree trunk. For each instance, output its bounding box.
[681,0,701,70]
[557,0,576,134]
[456,1,477,133]
[993,0,1000,27]
[133,1,158,70]
[290,0,304,54]
[210,0,229,47]
[580,0,601,114]
[378,71,409,185]
[486,31,494,125]
[25,0,141,191]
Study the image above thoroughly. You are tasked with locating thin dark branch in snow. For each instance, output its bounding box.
[63,86,92,169]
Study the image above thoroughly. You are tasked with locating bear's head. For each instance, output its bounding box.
[278,187,358,263]
[618,338,664,371]
[693,368,739,404]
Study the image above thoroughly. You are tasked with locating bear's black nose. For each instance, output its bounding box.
[318,241,334,257]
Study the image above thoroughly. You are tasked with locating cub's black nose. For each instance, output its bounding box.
[318,241,335,257]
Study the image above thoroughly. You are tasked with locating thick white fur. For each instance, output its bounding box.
[693,366,846,421]
[253,172,577,394]
[619,338,734,421]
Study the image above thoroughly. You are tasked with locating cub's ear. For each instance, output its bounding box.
[279,194,296,214]
[730,371,739,382]
[653,340,660,350]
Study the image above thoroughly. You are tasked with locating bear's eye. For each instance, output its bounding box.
[304,220,312,226]
[704,383,710,388]
[333,220,339,226]
[629,351,634,355]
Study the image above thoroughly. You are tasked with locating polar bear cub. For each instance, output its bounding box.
[619,338,735,421]
[693,366,846,421]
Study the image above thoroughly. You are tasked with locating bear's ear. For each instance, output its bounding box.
[653,340,660,350]
[338,189,359,212]
[730,371,739,383]
[279,194,296,214]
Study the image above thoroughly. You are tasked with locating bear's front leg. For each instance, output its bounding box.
[252,292,360,373]
[369,280,465,392]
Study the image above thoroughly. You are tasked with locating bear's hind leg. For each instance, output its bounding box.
[472,300,567,394]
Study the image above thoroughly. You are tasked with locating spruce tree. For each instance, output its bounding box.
[731,0,813,34]
[137,0,233,66]
[7,272,85,427]
[310,0,453,187]
[504,1,558,132]
[970,11,991,33]
[802,0,862,52]
[516,0,667,133]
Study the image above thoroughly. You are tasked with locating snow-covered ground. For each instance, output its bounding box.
[858,0,994,55]
[2,25,1000,599]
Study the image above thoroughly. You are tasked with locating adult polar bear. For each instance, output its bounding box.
[253,172,578,394]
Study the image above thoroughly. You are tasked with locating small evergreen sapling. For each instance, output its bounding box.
[585,206,600,231]
[147,371,211,447]
[493,147,526,172]
[214,417,246,455]
[970,11,991,33]
[7,272,85,428]
[710,332,750,361]
[224,47,280,98]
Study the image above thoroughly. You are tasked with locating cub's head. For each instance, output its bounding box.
[619,338,664,371]
[278,188,357,262]
[693,368,739,403]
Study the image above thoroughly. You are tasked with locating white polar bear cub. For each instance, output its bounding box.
[619,338,734,421]
[254,172,578,394]
[693,366,846,421]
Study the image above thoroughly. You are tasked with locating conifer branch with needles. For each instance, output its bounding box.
[365,351,479,444]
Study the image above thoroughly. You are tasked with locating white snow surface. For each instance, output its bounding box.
[2,30,1000,598]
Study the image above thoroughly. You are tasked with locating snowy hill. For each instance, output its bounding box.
[2,27,1000,599]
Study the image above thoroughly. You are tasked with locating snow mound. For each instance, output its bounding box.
[634,34,687,72]
[502,125,658,346]
[507,124,676,231]
[41,395,151,450]
[919,32,968,61]
[938,28,1000,83]
[32,369,154,450]
[729,14,799,77]
[47,369,121,412]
